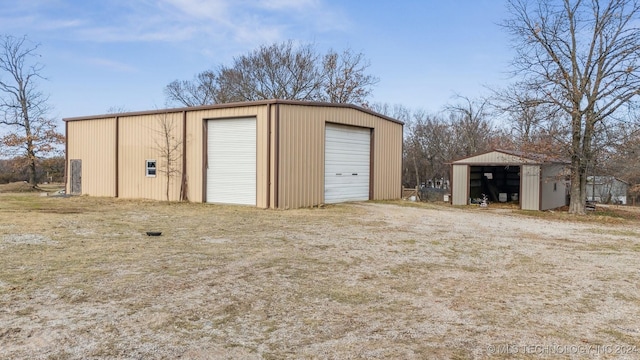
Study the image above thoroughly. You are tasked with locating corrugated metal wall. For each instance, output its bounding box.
[540,164,567,210]
[521,164,541,210]
[65,101,401,209]
[452,164,469,205]
[118,113,184,201]
[277,104,402,209]
[66,117,117,197]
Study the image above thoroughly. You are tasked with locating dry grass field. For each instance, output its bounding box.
[1,189,640,359]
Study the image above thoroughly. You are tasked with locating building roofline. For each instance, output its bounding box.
[63,99,404,125]
[448,148,570,165]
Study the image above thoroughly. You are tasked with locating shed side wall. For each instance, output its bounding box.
[66,117,117,197]
[521,164,541,210]
[540,164,567,210]
[452,164,469,205]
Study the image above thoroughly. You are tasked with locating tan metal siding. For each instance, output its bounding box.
[184,111,204,202]
[277,104,402,209]
[453,151,536,164]
[540,164,567,210]
[65,101,399,209]
[374,118,403,200]
[452,164,469,205]
[184,105,269,207]
[118,113,184,201]
[66,118,116,197]
[521,164,541,210]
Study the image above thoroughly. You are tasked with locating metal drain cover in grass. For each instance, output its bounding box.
[146,231,162,236]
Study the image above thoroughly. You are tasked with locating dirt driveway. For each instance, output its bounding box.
[1,195,639,359]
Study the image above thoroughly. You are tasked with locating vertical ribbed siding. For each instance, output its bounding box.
[278,107,323,209]
[521,164,541,210]
[277,104,402,209]
[540,164,567,210]
[374,118,403,199]
[66,118,117,197]
[452,164,469,205]
[66,102,400,209]
[118,113,184,201]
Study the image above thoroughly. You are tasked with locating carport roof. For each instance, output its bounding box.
[451,149,570,165]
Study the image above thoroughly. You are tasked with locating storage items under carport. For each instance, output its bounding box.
[469,165,520,203]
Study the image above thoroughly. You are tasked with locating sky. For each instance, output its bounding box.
[0,0,516,124]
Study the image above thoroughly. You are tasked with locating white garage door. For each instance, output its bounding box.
[206,118,256,205]
[324,123,370,204]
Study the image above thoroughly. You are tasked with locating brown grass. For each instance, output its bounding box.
[1,194,640,359]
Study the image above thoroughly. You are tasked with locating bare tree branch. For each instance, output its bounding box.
[503,0,640,214]
[0,34,62,185]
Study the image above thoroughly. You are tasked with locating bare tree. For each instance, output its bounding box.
[216,41,322,102]
[322,48,379,106]
[445,95,493,158]
[493,84,549,144]
[165,70,218,107]
[405,112,457,189]
[0,35,63,186]
[105,106,130,114]
[503,0,640,214]
[609,123,640,184]
[153,113,182,201]
[165,41,379,107]
[492,84,571,157]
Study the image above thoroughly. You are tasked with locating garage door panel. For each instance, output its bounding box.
[206,118,256,205]
[324,124,370,204]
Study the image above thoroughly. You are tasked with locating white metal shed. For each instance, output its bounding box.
[451,149,569,211]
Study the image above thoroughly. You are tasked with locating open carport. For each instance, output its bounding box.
[451,149,569,210]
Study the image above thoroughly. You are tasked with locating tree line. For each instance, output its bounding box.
[2,0,640,213]
[0,156,64,184]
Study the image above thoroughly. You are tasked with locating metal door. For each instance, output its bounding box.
[70,159,82,195]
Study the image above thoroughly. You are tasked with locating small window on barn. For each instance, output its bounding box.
[553,182,557,191]
[146,160,157,177]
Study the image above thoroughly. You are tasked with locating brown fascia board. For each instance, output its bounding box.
[62,99,405,125]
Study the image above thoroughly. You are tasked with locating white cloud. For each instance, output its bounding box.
[39,18,86,31]
[158,0,230,21]
[84,57,137,73]
[257,0,320,11]
[3,0,350,50]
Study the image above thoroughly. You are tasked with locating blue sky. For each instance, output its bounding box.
[1,0,514,122]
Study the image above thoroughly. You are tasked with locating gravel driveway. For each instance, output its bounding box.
[1,196,639,359]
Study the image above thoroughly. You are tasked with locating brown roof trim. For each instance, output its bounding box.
[63,99,404,125]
